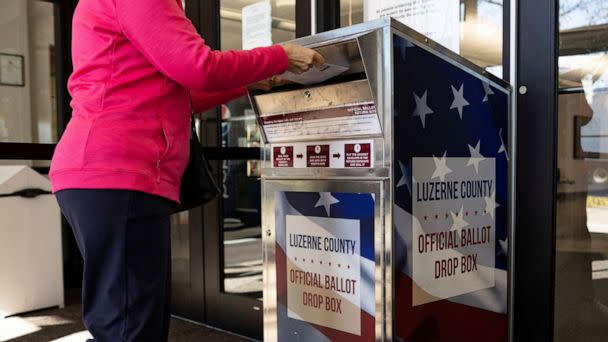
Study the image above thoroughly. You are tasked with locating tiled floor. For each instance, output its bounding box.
[0,303,249,342]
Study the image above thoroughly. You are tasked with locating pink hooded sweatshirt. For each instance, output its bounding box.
[50,0,288,202]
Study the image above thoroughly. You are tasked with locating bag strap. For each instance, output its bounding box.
[188,94,197,138]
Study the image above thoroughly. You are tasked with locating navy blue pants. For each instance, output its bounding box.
[56,189,172,342]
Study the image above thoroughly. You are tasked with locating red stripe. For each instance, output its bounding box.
[395,272,508,342]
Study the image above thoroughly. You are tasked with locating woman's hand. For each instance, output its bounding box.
[282,45,325,74]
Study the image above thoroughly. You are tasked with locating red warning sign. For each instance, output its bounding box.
[306,144,330,167]
[345,143,371,167]
[273,146,293,167]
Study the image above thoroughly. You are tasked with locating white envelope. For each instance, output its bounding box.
[281,63,349,86]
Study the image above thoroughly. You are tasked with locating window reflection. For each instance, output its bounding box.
[556,0,608,339]
[0,1,57,144]
[560,0,608,30]
[171,211,191,288]
[340,0,504,77]
[219,0,295,297]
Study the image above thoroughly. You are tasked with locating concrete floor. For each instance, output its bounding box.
[0,302,249,342]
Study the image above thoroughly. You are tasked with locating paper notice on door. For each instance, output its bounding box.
[364,0,460,53]
[281,63,349,85]
[242,1,272,50]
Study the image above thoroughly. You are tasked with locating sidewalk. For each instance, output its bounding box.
[1,303,249,342]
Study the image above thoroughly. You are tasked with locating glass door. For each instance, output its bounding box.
[0,0,59,148]
[554,2,608,340]
[201,1,296,339]
[168,0,206,322]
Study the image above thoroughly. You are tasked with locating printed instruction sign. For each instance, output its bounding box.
[364,0,460,53]
[412,157,496,305]
[306,145,330,167]
[271,140,374,169]
[260,102,382,142]
[242,1,272,50]
[275,191,376,341]
[345,143,372,168]
[273,146,294,167]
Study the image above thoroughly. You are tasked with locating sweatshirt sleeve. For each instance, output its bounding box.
[115,0,288,92]
[190,87,248,113]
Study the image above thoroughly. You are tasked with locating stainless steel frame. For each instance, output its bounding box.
[253,18,515,341]
[508,1,518,341]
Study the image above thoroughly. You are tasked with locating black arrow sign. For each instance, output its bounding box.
[332,153,341,159]
[296,154,304,159]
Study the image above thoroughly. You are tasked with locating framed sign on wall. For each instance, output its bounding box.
[0,53,25,87]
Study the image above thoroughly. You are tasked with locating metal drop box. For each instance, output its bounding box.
[250,18,514,342]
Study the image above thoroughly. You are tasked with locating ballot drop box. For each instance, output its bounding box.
[250,19,514,342]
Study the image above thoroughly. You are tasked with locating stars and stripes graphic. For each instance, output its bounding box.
[393,34,510,342]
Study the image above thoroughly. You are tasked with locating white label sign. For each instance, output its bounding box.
[412,157,496,306]
[242,1,272,50]
[364,0,460,53]
[286,215,362,335]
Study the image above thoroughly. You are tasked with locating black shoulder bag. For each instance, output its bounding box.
[173,111,221,213]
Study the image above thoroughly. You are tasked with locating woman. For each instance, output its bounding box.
[50,0,323,341]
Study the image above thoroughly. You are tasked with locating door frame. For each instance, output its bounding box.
[512,0,558,341]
